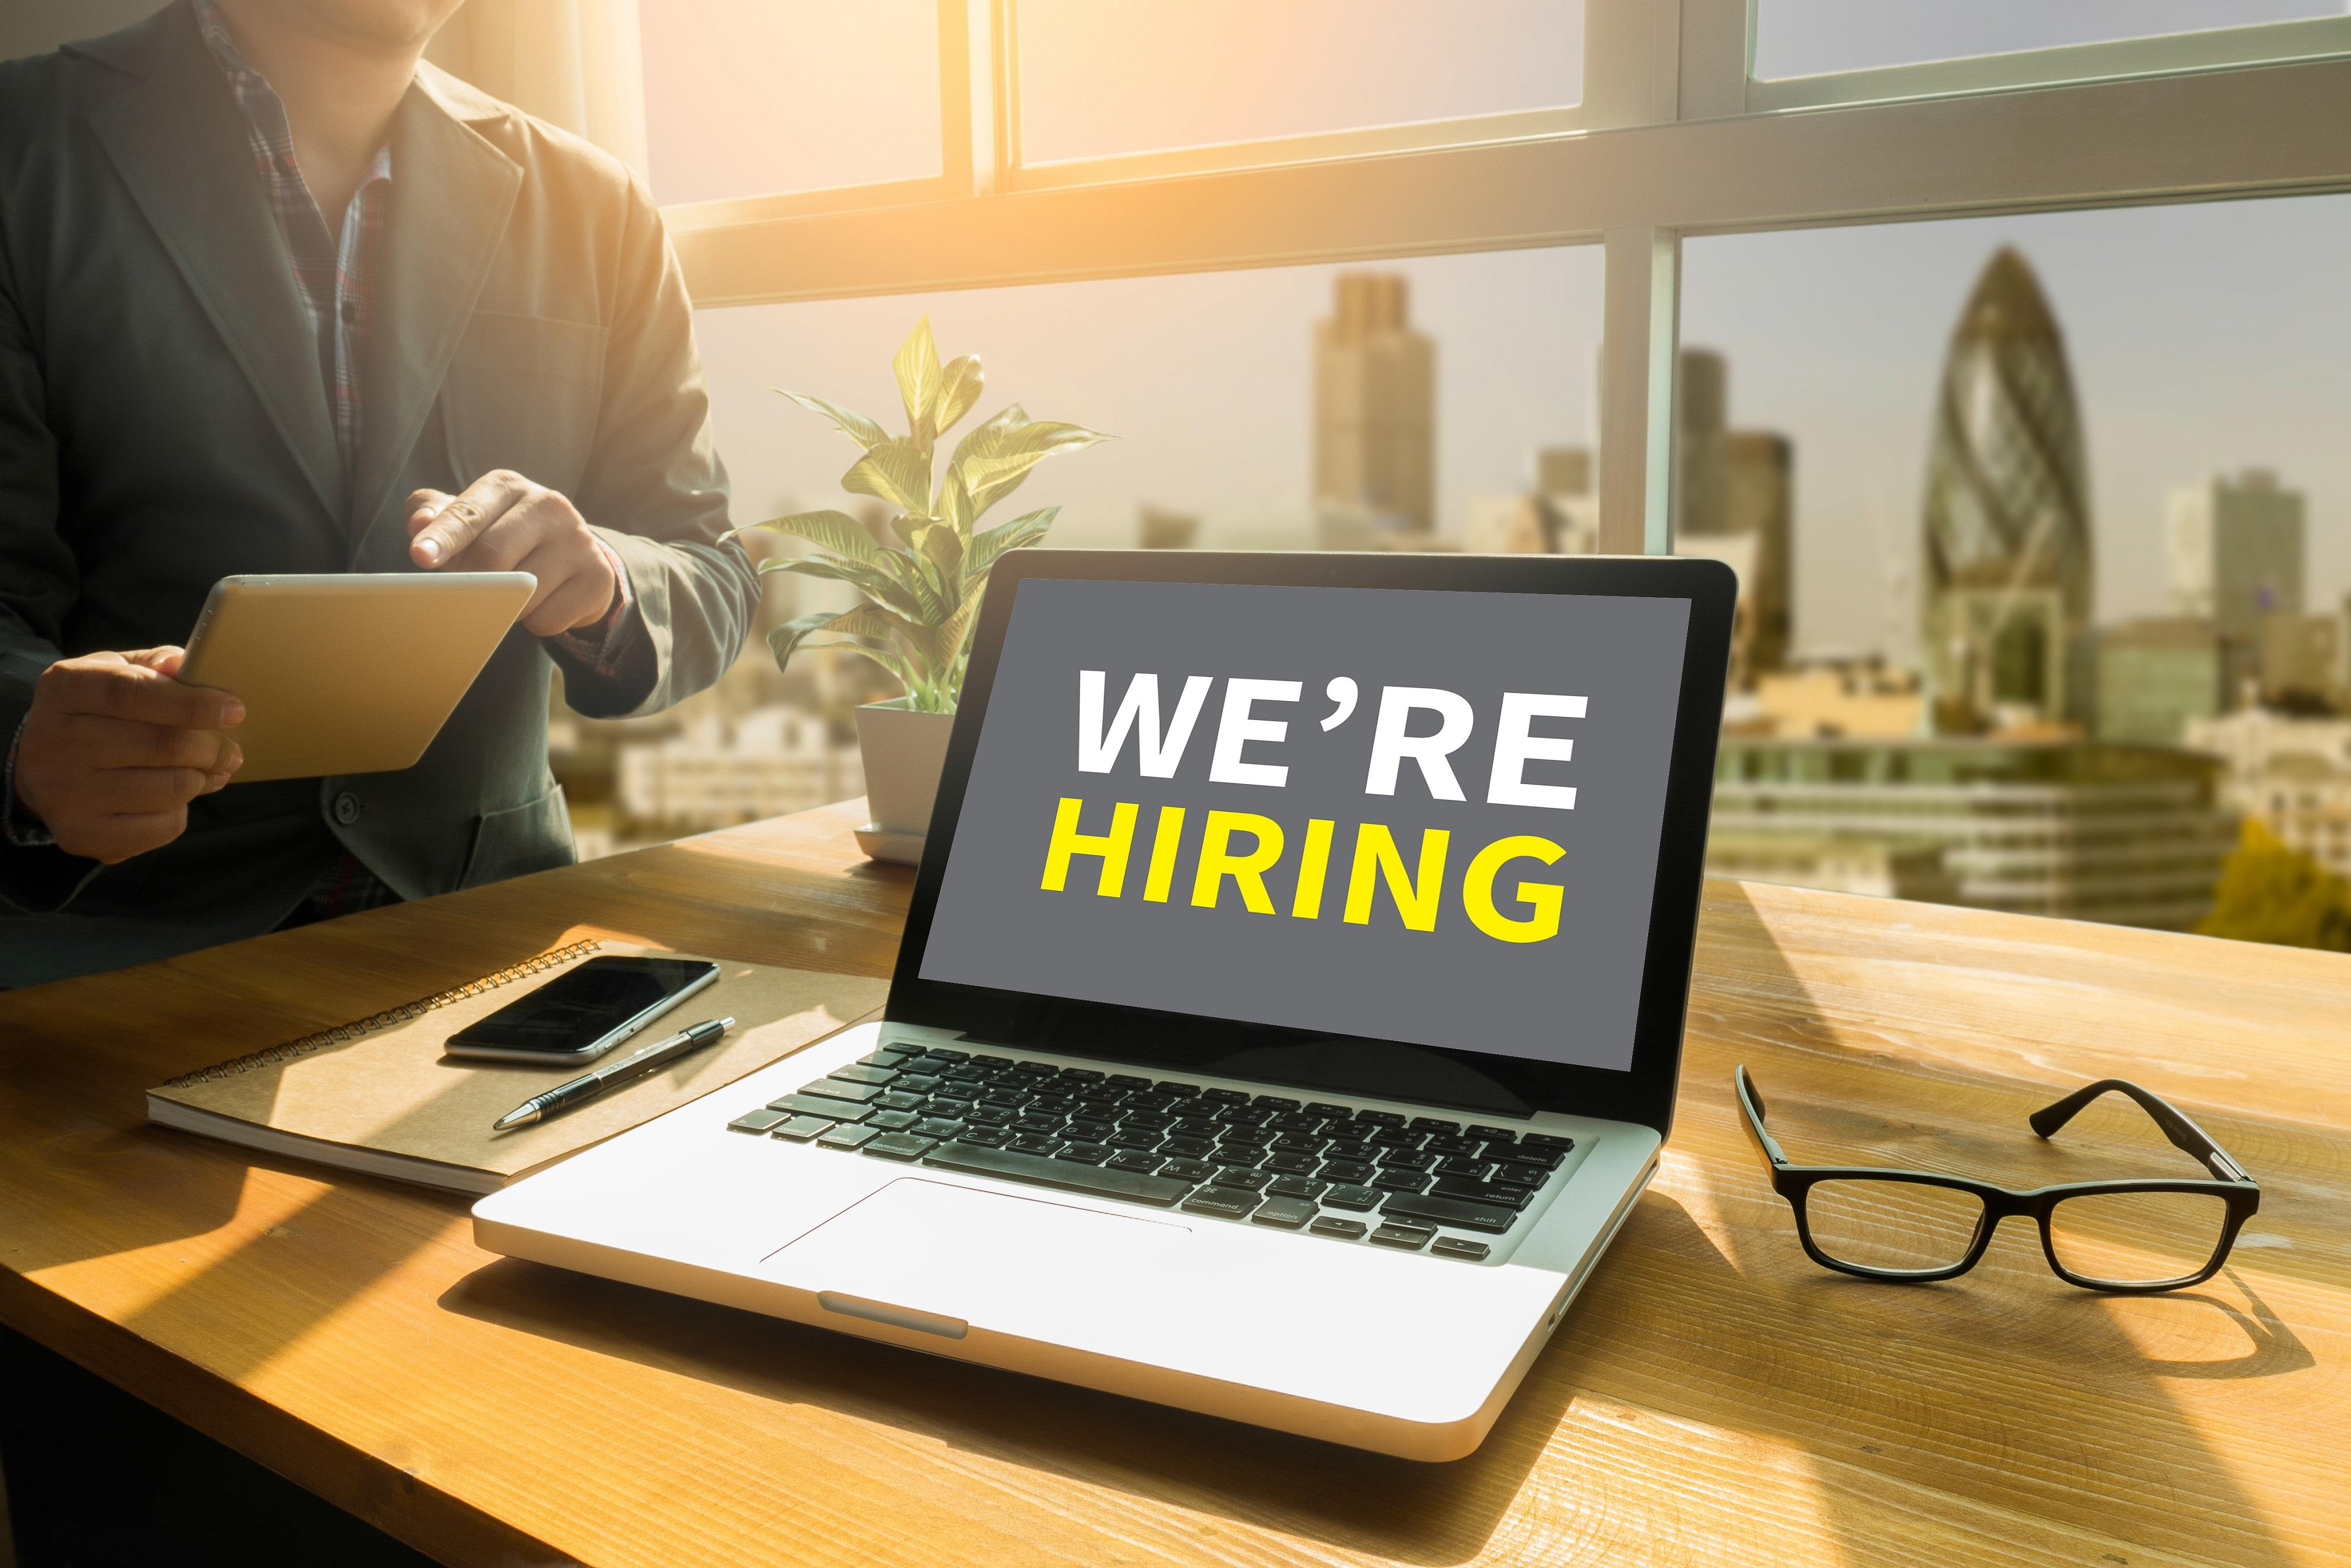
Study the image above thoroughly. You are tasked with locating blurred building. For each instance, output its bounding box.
[1705,832,1958,904]
[616,707,863,833]
[1314,273,1434,534]
[1920,247,2094,732]
[2095,617,2238,745]
[1533,445,1590,497]
[1731,655,1924,740]
[1674,348,1729,540]
[1138,505,1200,550]
[2169,469,2305,644]
[2259,608,2344,708]
[1711,738,2235,929]
[2186,707,2351,878]
[1667,349,1793,688]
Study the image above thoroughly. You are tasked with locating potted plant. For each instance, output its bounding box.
[732,320,1108,862]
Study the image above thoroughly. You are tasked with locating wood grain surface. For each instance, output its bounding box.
[1,799,2342,1567]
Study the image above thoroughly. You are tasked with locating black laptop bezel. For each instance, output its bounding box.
[881,550,1735,1137]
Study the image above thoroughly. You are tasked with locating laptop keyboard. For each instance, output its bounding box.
[725,1043,1574,1261]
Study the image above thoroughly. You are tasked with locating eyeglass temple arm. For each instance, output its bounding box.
[1734,1065,1793,1167]
[2028,1078,2253,1182]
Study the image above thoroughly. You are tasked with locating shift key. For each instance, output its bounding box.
[1380,1192,1518,1235]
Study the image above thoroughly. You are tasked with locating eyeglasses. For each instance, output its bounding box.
[1734,1066,2260,1294]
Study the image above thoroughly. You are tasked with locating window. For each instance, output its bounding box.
[1753,0,2349,81]
[638,0,942,206]
[1013,0,1583,167]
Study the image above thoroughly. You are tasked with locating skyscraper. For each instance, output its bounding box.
[2168,468,2305,644]
[1313,273,1434,533]
[1672,347,1792,686]
[1920,247,2094,732]
[1674,347,1728,540]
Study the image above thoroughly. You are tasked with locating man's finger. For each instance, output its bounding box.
[123,645,187,676]
[73,716,242,773]
[518,561,612,636]
[410,470,528,567]
[447,488,564,576]
[51,659,242,728]
[55,808,188,866]
[85,766,213,815]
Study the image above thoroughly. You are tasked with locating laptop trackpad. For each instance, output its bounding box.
[762,1177,1195,1342]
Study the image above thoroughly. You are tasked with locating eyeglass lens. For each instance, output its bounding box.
[1803,1179,1985,1272]
[2046,1190,2233,1286]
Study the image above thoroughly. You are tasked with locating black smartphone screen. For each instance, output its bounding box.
[449,957,718,1055]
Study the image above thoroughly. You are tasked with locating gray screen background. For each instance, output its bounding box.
[918,579,1692,1071]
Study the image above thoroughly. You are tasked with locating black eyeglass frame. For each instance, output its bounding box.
[1734,1066,2261,1294]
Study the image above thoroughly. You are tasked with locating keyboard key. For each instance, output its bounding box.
[873,1091,926,1112]
[1265,1175,1328,1201]
[957,1126,1010,1148]
[1369,1223,1435,1251]
[1161,1135,1216,1160]
[925,1098,975,1121]
[1251,1196,1318,1229]
[1434,1156,1493,1180]
[800,1078,884,1105]
[1372,1168,1432,1195]
[1310,1216,1368,1241]
[1367,1128,1425,1151]
[1158,1157,1215,1182]
[964,1104,1016,1127]
[1059,1143,1113,1165]
[1318,1158,1376,1184]
[1522,1133,1577,1154]
[770,1115,836,1142]
[1432,1177,1533,1209]
[968,1053,1015,1068]
[1304,1102,1354,1121]
[1057,1068,1107,1085]
[896,1073,944,1094]
[1425,1135,1482,1157]
[1210,1167,1269,1192]
[1106,1128,1164,1152]
[1170,1118,1221,1141]
[977,1088,1033,1108]
[1251,1095,1302,1112]
[1271,1132,1328,1153]
[1006,1134,1066,1156]
[1432,1237,1492,1262]
[1504,1147,1566,1172]
[1181,1188,1260,1220]
[1409,1117,1463,1136]
[1352,1110,1406,1128]
[1492,1161,1549,1188]
[769,1094,871,1122]
[1200,1088,1250,1105]
[727,1108,791,1134]
[1467,1124,1521,1144]
[916,1117,967,1140]
[1376,1148,1436,1172]
[927,1048,972,1063]
[862,1046,917,1064]
[863,1132,937,1161]
[1322,1141,1376,1164]
[921,1140,1195,1206]
[1261,1152,1319,1176]
[828,1064,900,1085]
[1382,1192,1518,1235]
[1103,1150,1166,1175]
[1322,1184,1381,1211]
[1108,1074,1152,1090]
[1157,1082,1202,1098]
[819,1124,879,1150]
[1067,1118,1117,1143]
[1012,1114,1066,1135]
[866,1109,919,1131]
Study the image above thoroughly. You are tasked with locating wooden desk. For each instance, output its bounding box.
[2,800,2344,1566]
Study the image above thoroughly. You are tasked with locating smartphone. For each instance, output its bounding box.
[443,956,722,1064]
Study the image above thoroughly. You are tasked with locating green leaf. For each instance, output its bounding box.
[952,414,1111,515]
[774,389,886,450]
[893,318,945,444]
[842,437,933,514]
[932,579,988,676]
[890,511,936,551]
[966,505,1059,574]
[935,466,975,538]
[823,636,916,698]
[756,554,927,621]
[729,509,886,567]
[935,355,984,435]
[824,604,923,644]
[764,609,856,675]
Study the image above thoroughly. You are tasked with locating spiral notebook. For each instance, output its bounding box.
[146,940,889,1195]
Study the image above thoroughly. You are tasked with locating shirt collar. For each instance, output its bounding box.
[189,0,395,190]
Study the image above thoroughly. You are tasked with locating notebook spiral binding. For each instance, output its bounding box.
[156,939,606,1089]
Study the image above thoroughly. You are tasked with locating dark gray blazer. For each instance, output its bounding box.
[0,5,757,984]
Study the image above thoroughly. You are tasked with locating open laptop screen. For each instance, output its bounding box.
[916,577,1692,1075]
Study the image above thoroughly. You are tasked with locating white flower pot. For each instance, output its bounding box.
[853,699,955,863]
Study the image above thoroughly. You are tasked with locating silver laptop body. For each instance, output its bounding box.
[475,551,1735,1460]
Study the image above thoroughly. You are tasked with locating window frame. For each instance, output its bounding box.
[649,0,2351,556]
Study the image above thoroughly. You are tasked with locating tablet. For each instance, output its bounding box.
[178,572,535,783]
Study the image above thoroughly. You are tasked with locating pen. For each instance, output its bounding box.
[491,1016,735,1131]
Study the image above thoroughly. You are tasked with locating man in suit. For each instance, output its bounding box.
[0,0,759,985]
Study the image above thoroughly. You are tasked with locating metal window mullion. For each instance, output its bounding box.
[1598,226,1681,557]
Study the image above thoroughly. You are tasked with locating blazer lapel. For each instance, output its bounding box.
[86,5,347,528]
[348,80,523,561]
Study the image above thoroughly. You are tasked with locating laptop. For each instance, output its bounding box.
[474,550,1736,1460]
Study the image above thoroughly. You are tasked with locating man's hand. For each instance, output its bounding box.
[406,471,619,636]
[15,648,245,865]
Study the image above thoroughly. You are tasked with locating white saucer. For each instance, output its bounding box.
[852,823,926,865]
